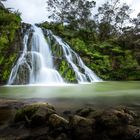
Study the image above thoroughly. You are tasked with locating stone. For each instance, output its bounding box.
[116,106,137,118]
[14,105,38,123]
[14,103,56,127]
[30,109,46,126]
[75,107,95,117]
[124,125,140,140]
[55,133,69,140]
[69,115,95,140]
[96,109,135,130]
[69,115,94,126]
[49,114,68,128]
[87,109,104,119]
[0,107,14,125]
[113,110,134,124]
[96,111,120,128]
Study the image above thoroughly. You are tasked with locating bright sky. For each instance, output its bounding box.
[3,0,140,24]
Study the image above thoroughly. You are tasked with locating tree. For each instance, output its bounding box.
[47,0,96,29]
[115,3,132,30]
[95,0,132,40]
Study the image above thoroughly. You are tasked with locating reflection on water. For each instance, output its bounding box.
[0,82,140,111]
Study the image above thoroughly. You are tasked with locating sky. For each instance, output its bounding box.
[3,0,140,24]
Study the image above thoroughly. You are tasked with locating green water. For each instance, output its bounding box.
[0,82,140,110]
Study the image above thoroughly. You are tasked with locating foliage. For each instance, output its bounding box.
[0,0,139,82]
[41,0,140,80]
[47,0,95,29]
[0,8,21,84]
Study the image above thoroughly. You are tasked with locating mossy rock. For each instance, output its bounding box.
[14,103,56,126]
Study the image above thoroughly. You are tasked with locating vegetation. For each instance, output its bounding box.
[41,0,140,80]
[0,0,139,83]
[0,6,21,84]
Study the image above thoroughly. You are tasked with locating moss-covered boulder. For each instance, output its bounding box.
[14,103,56,127]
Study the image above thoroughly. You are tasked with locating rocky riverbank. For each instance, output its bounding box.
[0,99,140,140]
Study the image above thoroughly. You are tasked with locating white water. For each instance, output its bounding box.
[52,34,101,83]
[29,25,64,84]
[8,34,31,84]
[8,25,101,85]
[8,25,64,84]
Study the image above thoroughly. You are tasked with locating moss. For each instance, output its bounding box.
[58,60,77,83]
[14,105,38,123]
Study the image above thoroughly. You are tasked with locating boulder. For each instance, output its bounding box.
[69,115,95,140]
[113,109,134,124]
[75,107,95,117]
[14,103,56,127]
[55,133,69,140]
[49,114,68,128]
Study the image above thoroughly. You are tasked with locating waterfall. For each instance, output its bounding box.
[29,25,63,84]
[51,34,101,83]
[8,25,64,85]
[8,25,101,85]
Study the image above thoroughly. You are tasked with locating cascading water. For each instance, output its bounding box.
[8,25,64,85]
[51,34,101,83]
[8,25,101,85]
[29,25,63,84]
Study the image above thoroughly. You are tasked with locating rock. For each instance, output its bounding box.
[14,103,56,127]
[13,63,30,84]
[113,110,134,124]
[30,108,47,126]
[96,111,120,128]
[69,115,94,126]
[49,114,68,128]
[134,117,140,127]
[116,106,138,118]
[124,125,140,140]
[96,109,135,129]
[69,115,95,140]
[107,125,140,140]
[55,133,69,140]
[0,107,14,125]
[87,109,104,119]
[75,107,95,117]
[14,105,38,123]
[31,104,56,126]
